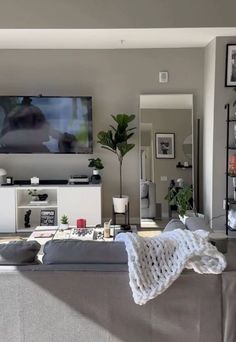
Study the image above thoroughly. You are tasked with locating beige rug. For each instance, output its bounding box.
[138,230,162,238]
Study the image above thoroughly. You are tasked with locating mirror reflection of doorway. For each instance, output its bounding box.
[140,94,194,229]
[140,123,154,182]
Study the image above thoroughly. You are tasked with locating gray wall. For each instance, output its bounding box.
[141,109,192,217]
[213,37,236,231]
[0,48,204,220]
[1,0,236,28]
[203,36,236,231]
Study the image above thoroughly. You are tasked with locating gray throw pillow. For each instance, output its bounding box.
[163,219,186,232]
[43,239,128,265]
[185,216,212,232]
[0,240,41,265]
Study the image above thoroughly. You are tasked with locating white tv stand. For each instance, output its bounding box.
[0,184,102,233]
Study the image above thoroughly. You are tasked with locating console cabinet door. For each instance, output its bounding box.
[57,187,101,226]
[0,188,16,233]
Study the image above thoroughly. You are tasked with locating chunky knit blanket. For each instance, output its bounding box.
[116,229,226,305]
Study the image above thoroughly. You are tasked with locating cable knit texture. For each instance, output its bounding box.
[116,229,227,305]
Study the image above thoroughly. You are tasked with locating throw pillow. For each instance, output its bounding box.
[185,216,212,232]
[0,240,41,265]
[43,239,128,265]
[163,219,186,232]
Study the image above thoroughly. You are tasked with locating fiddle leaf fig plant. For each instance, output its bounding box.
[97,114,135,198]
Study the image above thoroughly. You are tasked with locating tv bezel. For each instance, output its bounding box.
[0,95,93,154]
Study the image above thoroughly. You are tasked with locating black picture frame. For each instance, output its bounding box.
[40,209,56,226]
[225,44,236,87]
[155,133,175,159]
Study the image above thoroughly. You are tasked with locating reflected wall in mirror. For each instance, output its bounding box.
[140,94,193,228]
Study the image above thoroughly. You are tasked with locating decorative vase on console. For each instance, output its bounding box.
[24,210,31,228]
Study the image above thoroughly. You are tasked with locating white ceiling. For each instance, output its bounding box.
[0,28,235,49]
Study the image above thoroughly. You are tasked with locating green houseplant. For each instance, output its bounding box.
[165,185,195,219]
[88,158,104,171]
[28,189,38,201]
[60,214,69,230]
[88,158,104,184]
[97,113,135,212]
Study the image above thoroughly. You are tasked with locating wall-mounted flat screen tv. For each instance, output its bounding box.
[0,96,93,153]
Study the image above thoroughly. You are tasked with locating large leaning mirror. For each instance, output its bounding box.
[139,94,194,228]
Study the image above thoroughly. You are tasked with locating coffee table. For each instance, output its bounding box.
[54,225,137,241]
[28,225,137,260]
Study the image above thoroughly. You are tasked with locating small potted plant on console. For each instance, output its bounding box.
[60,215,69,230]
[28,189,39,202]
[28,189,48,203]
[88,157,104,184]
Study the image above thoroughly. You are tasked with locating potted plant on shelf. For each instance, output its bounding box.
[97,113,135,213]
[28,189,48,203]
[88,157,104,184]
[60,215,69,230]
[28,189,39,202]
[165,185,196,224]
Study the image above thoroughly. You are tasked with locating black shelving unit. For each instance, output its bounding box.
[225,103,236,234]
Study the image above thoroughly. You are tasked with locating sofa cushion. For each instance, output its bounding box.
[43,239,128,265]
[185,217,212,232]
[140,182,148,199]
[0,240,41,265]
[163,219,186,232]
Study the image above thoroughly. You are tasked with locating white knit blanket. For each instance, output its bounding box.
[116,229,227,305]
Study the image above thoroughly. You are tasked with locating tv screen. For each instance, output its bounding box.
[0,96,93,153]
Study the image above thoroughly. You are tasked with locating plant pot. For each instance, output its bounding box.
[113,196,129,213]
[60,223,69,230]
[91,169,101,184]
[179,211,205,224]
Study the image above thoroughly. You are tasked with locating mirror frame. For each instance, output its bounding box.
[139,94,195,225]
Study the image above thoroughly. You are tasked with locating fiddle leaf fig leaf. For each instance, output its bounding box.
[117,142,135,157]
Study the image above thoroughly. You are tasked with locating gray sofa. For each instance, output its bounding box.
[0,238,236,342]
[141,180,156,219]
